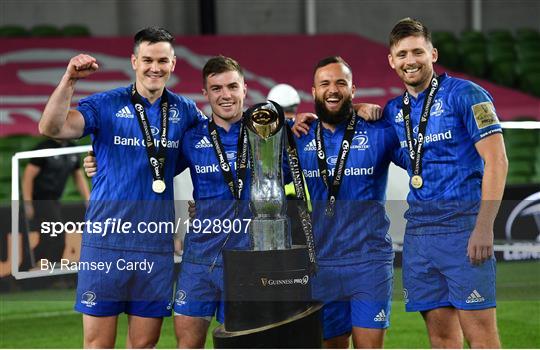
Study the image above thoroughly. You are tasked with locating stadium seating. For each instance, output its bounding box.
[30,25,62,37]
[487,29,514,44]
[516,28,540,42]
[0,25,29,37]
[0,24,90,37]
[431,31,460,69]
[504,126,540,185]
[433,28,540,96]
[61,25,91,37]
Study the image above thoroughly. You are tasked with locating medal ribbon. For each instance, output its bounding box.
[315,113,358,216]
[130,83,169,190]
[402,75,440,181]
[285,123,317,274]
[207,117,249,201]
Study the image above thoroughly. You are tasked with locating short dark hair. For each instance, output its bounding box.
[389,18,432,49]
[202,55,244,87]
[133,26,174,53]
[313,56,352,81]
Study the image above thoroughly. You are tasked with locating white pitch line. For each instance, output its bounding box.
[0,310,76,321]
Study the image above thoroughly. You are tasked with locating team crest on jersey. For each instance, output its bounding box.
[472,102,499,129]
[351,131,369,150]
[395,109,404,123]
[430,99,445,117]
[303,139,317,152]
[168,105,180,123]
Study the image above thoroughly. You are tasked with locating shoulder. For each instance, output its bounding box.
[168,92,208,122]
[383,95,403,115]
[386,94,403,108]
[167,91,197,109]
[295,119,317,142]
[184,118,209,141]
[382,96,403,125]
[79,86,130,105]
[360,115,393,130]
[442,75,492,101]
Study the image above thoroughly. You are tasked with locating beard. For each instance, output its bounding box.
[314,95,354,125]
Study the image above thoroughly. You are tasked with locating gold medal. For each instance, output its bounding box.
[411,175,423,189]
[152,179,166,193]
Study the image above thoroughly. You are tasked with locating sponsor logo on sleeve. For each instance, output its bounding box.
[472,102,499,129]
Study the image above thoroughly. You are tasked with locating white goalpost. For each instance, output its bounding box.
[10,145,91,279]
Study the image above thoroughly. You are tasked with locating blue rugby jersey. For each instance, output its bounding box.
[77,85,205,252]
[383,73,503,235]
[294,117,406,266]
[177,119,252,266]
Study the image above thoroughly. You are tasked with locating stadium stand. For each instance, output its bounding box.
[504,126,540,184]
[29,24,62,37]
[432,28,540,97]
[0,24,90,38]
[0,25,29,37]
[61,25,91,37]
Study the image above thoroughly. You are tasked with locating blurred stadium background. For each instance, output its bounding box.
[1,0,539,348]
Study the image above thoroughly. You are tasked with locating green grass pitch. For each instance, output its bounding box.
[1,261,538,348]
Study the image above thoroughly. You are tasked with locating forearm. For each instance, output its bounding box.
[39,74,78,138]
[74,171,91,201]
[22,165,40,202]
[22,175,34,202]
[474,157,508,231]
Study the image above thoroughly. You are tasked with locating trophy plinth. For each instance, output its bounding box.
[213,102,322,348]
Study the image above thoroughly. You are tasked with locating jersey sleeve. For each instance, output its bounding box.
[454,81,503,144]
[175,149,189,176]
[389,130,408,169]
[381,104,408,169]
[185,99,207,128]
[76,94,102,136]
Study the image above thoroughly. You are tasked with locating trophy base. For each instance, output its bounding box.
[213,248,321,348]
[212,303,322,349]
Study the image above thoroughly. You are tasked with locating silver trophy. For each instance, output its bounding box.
[213,101,322,348]
[245,101,291,251]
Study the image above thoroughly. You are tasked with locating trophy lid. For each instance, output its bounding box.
[245,101,285,139]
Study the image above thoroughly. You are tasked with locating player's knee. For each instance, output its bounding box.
[429,334,463,349]
[175,328,206,349]
[129,334,160,349]
[468,338,501,349]
[323,334,350,349]
[464,329,500,349]
[176,335,206,349]
[84,336,115,349]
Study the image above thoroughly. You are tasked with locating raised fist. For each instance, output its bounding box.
[66,54,99,79]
